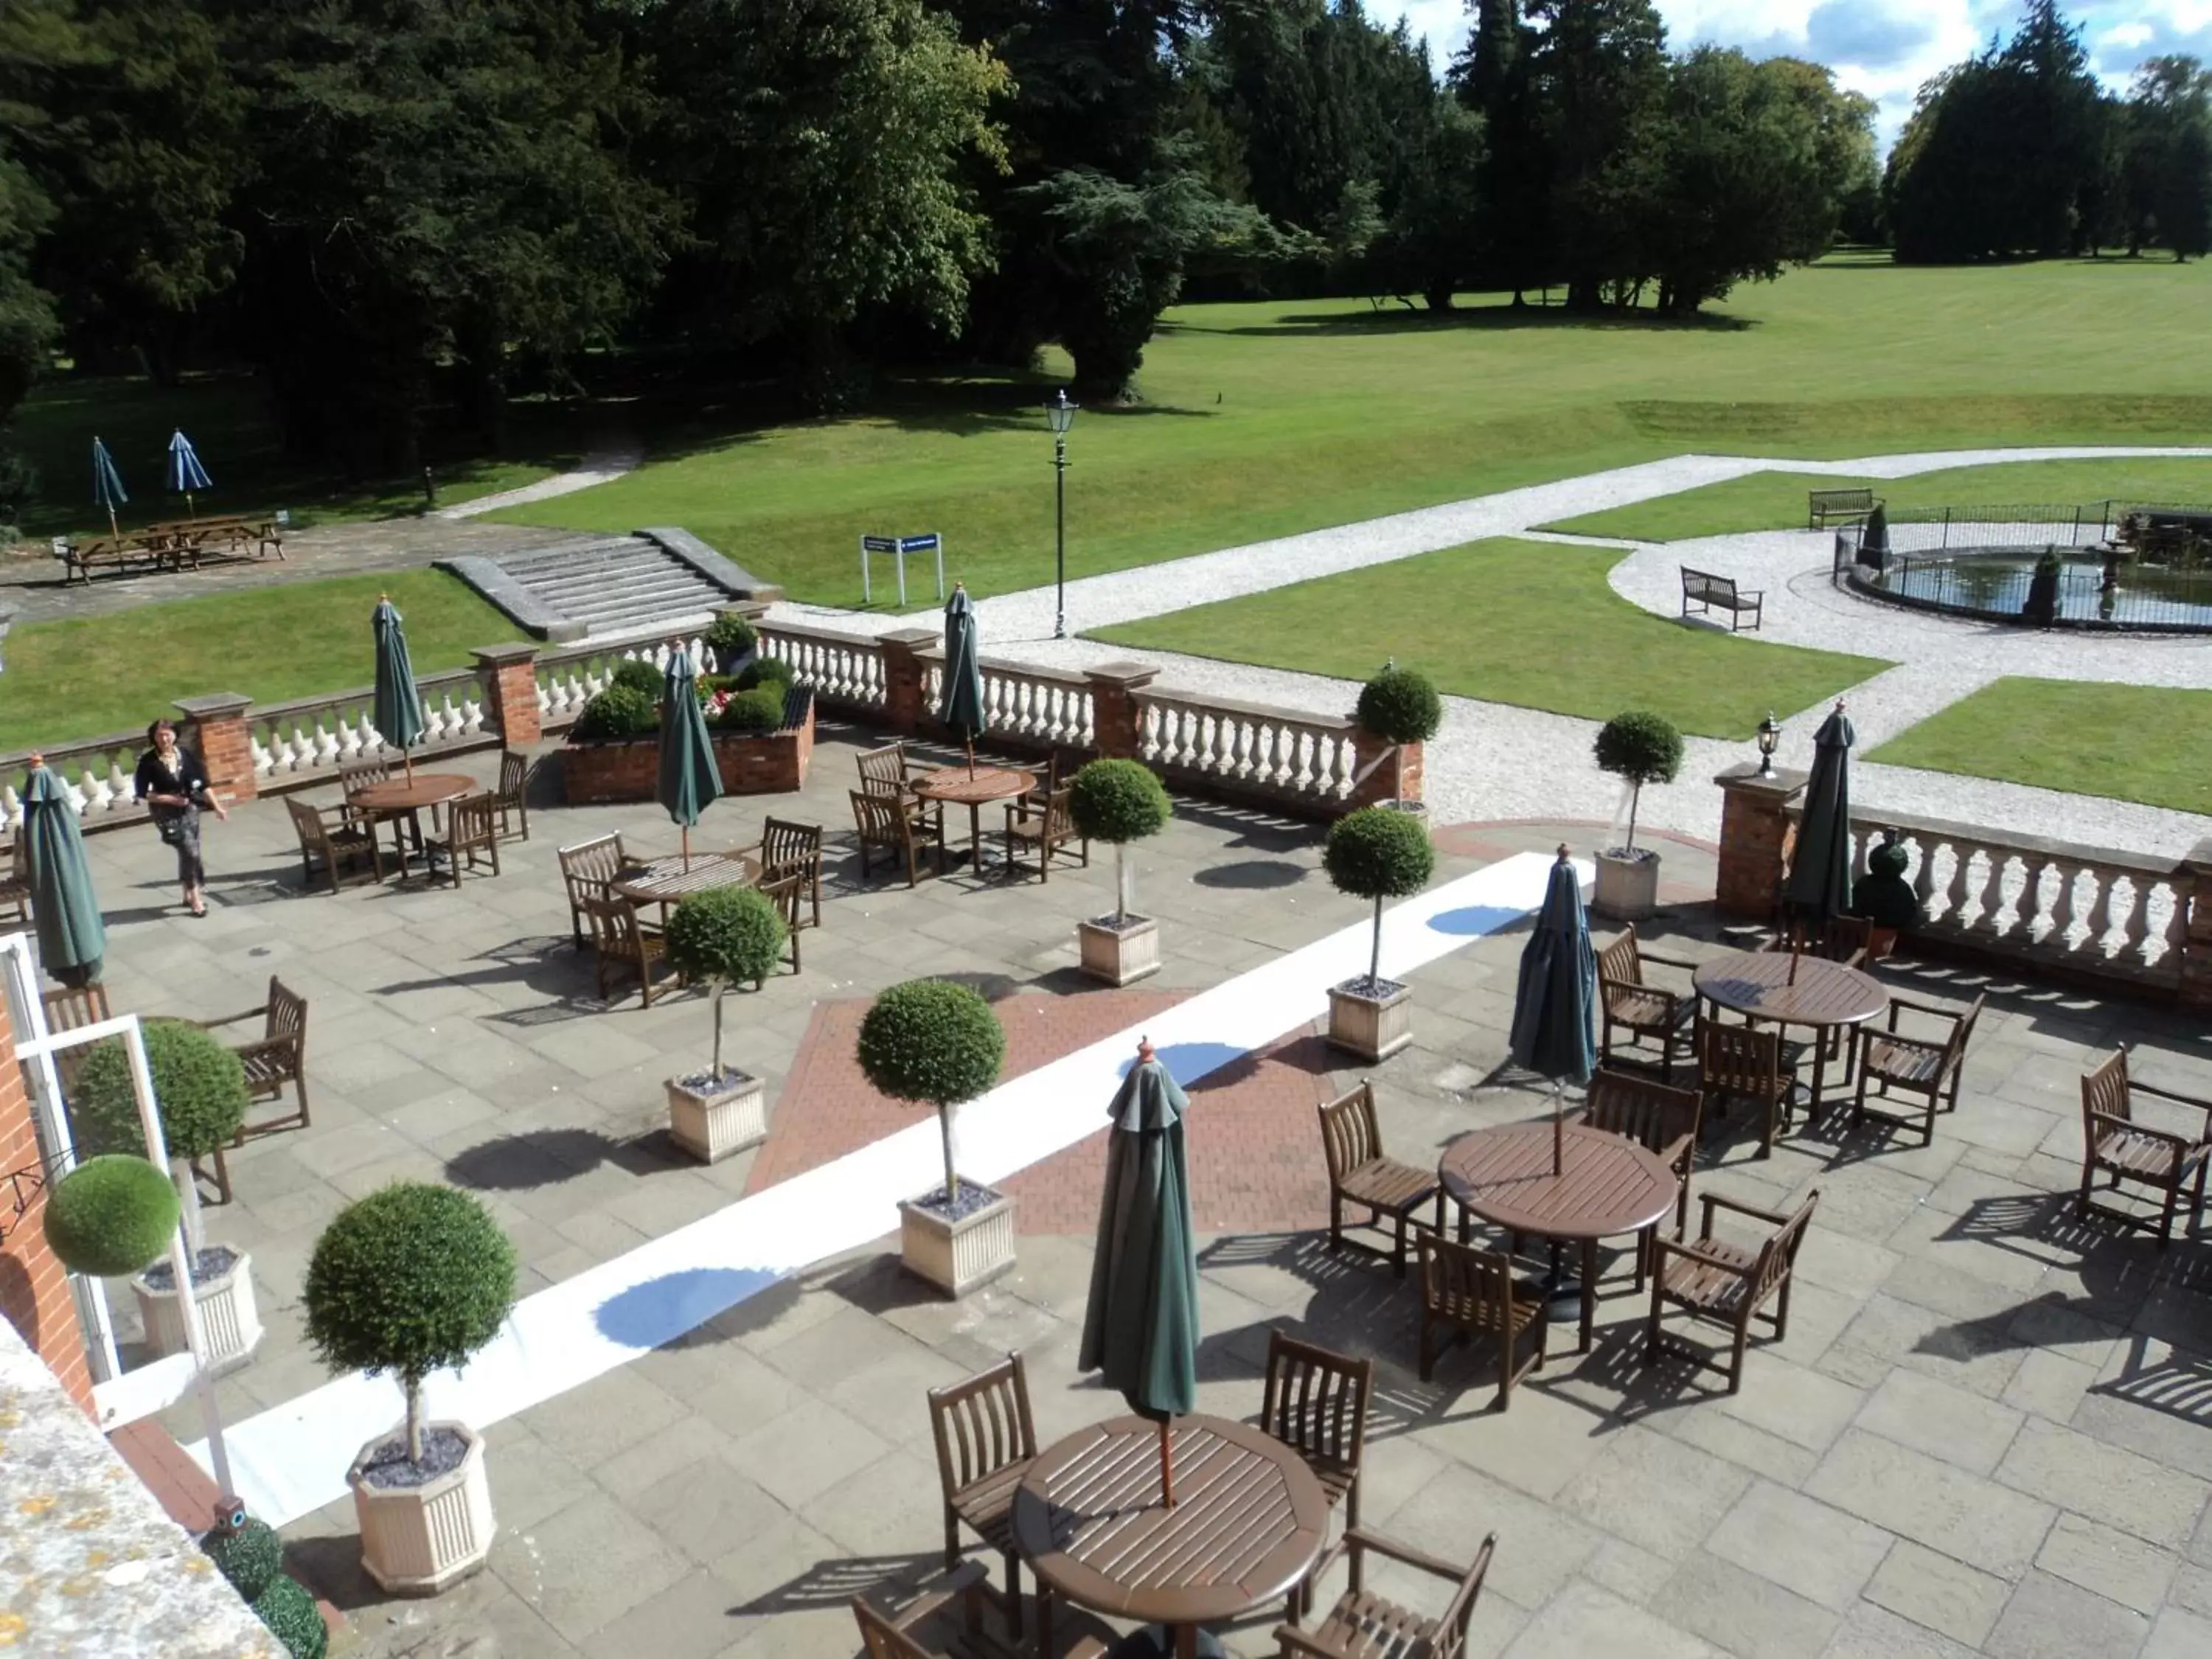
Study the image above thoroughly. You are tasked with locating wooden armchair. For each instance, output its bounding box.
[1851,992,1984,1147]
[1646,1189,1820,1394]
[285,797,383,894]
[850,1562,990,1659]
[0,838,29,928]
[584,894,674,1007]
[926,1353,1038,1637]
[1273,1528,1497,1659]
[1597,927,1699,1075]
[1001,787,1088,883]
[852,788,944,886]
[1581,1068,1702,1286]
[1417,1235,1547,1408]
[198,976,310,1142]
[40,982,110,1097]
[858,740,922,807]
[337,757,391,821]
[1696,1019,1795,1158]
[491,748,531,841]
[1317,1081,1443,1276]
[759,869,808,978]
[431,793,501,884]
[754,817,824,930]
[558,832,627,947]
[2079,1048,2212,1247]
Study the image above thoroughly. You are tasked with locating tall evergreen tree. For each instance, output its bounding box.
[1526,0,1668,309]
[1456,0,1550,302]
[2125,56,2212,260]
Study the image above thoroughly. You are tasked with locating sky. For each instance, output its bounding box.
[1387,1,2212,147]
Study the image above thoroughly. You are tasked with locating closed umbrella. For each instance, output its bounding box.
[371,595,425,781]
[656,645,722,870]
[92,437,128,538]
[1859,503,1889,572]
[1079,1037,1200,1509]
[21,757,105,987]
[1784,699,1854,935]
[1509,846,1596,1177]
[167,429,212,517]
[940,582,985,777]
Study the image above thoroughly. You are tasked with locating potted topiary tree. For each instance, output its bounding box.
[1591,711,1683,922]
[661,884,788,1162]
[72,1020,259,1372]
[42,1153,180,1279]
[858,980,1011,1296]
[303,1181,516,1596]
[1354,661,1441,824]
[704,609,759,677]
[1322,805,1436,1062]
[1068,759,1172,985]
[1852,827,1921,960]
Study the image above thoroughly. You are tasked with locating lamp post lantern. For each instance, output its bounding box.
[1046,390,1077,639]
[1755,711,1783,776]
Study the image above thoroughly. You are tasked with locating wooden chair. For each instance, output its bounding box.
[433,793,501,885]
[1597,927,1699,1076]
[1416,1235,1547,1408]
[1851,992,1984,1147]
[0,838,29,928]
[1262,1329,1371,1529]
[759,869,807,978]
[491,749,531,841]
[1769,914,1873,969]
[858,741,922,806]
[1001,787,1088,883]
[285,798,383,894]
[852,788,944,886]
[1581,1068,1702,1287]
[1317,1081,1443,1277]
[753,817,824,929]
[849,1562,993,1659]
[338,757,391,819]
[558,832,627,947]
[2078,1048,2212,1247]
[925,1353,1038,1638]
[1273,1528,1496,1659]
[39,982,110,1098]
[1696,1019,1795,1158]
[584,894,674,1007]
[1646,1190,1820,1394]
[198,977,310,1143]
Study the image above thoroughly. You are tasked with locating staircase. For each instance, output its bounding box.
[439,529,769,641]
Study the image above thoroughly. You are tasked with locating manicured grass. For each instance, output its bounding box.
[1088,538,1891,740]
[1541,456,2212,543]
[1867,678,2212,815]
[0,570,515,749]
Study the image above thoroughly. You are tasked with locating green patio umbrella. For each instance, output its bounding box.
[656,646,722,870]
[91,437,128,538]
[21,757,105,987]
[1509,846,1596,1176]
[940,582,985,777]
[371,595,426,779]
[1079,1037,1200,1508]
[1784,700,1855,932]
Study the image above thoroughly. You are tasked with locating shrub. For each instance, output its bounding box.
[1357,663,1443,747]
[201,1516,283,1601]
[74,1020,248,1163]
[714,684,788,734]
[1853,834,1921,929]
[736,656,795,693]
[43,1155,180,1278]
[858,980,1006,1206]
[572,684,658,741]
[665,886,788,1079]
[303,1182,515,1465]
[250,1573,327,1659]
[1069,759,1172,925]
[1324,807,1436,984]
[704,611,759,656]
[610,658,664,696]
[1593,711,1683,852]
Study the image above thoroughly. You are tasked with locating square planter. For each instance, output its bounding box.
[1078,914,1161,987]
[1592,848,1661,921]
[133,1245,262,1375]
[349,1422,495,1596]
[899,1184,1016,1298]
[1327,978,1413,1063]
[667,1070,768,1164]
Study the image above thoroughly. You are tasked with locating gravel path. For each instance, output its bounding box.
[438,445,641,519]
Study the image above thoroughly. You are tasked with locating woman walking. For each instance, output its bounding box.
[133,719,227,917]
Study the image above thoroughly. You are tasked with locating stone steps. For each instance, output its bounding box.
[439,530,762,641]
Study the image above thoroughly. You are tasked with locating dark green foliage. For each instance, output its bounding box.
[703,612,759,655]
[249,1573,327,1659]
[42,1155,178,1279]
[201,1517,282,1603]
[1068,759,1171,845]
[1593,710,1683,787]
[2123,58,2212,260]
[572,684,658,741]
[857,979,1004,1108]
[302,1183,515,1393]
[736,656,796,693]
[1853,837,1920,929]
[611,658,664,696]
[666,885,786,987]
[1323,807,1434,902]
[1355,664,1442,745]
[73,1020,247,1162]
[714,684,787,733]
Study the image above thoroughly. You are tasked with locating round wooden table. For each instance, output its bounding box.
[346,771,475,878]
[912,765,1034,874]
[1439,1121,1679,1354]
[1014,1414,1328,1659]
[1694,948,1888,1110]
[608,850,760,908]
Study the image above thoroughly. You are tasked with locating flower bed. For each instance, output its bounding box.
[561,687,814,804]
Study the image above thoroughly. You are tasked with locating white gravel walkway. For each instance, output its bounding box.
[437,445,641,519]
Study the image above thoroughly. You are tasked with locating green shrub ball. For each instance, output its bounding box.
[736,656,796,693]
[858,980,1006,1108]
[250,1573,328,1659]
[1593,710,1684,788]
[610,658,664,696]
[201,1516,283,1601]
[1355,664,1443,745]
[1068,759,1171,845]
[666,884,787,986]
[43,1155,180,1279]
[1854,838,1921,928]
[1324,806,1435,902]
[715,684,788,733]
[303,1183,515,1388]
[573,683,658,740]
[73,1020,248,1162]
[704,611,759,655]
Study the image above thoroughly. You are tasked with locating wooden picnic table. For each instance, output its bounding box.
[1014,1413,1329,1659]
[912,765,1035,874]
[1693,948,1888,1110]
[56,515,285,582]
[347,772,476,879]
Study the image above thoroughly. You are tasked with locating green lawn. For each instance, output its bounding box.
[1867,678,2212,815]
[0,570,515,749]
[1088,538,1890,739]
[1540,456,2212,543]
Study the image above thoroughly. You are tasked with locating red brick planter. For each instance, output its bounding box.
[560,693,813,805]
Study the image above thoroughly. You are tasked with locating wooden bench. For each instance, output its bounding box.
[1679,566,1764,632]
[55,515,285,582]
[1807,487,1877,529]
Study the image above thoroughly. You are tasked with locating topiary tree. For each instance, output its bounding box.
[858,980,1006,1208]
[1593,711,1683,854]
[736,655,795,693]
[201,1514,284,1602]
[43,1154,181,1278]
[1068,759,1172,925]
[1852,832,1921,930]
[1324,807,1436,985]
[704,611,759,674]
[73,1020,248,1255]
[714,684,788,734]
[1355,661,1442,804]
[610,657,664,697]
[302,1183,515,1467]
[250,1573,328,1659]
[664,885,788,1085]
[572,683,658,741]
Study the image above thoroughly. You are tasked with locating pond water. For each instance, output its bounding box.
[1864,551,2212,630]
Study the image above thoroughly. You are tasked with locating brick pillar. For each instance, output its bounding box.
[878,628,939,737]
[1349,728,1423,810]
[473,644,542,748]
[1084,661,1158,759]
[173,692,255,804]
[2181,840,2212,1010]
[1714,763,1808,921]
[0,998,94,1416]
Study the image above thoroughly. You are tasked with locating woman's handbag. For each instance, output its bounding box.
[155,806,187,848]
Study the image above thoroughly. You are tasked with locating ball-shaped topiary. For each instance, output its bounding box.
[572,683,658,741]
[858,980,1006,1206]
[704,611,759,658]
[43,1155,180,1279]
[611,658,664,696]
[1853,835,1921,930]
[1593,711,1683,852]
[1355,665,1442,802]
[201,1516,283,1602]
[1069,760,1172,925]
[714,684,788,734]
[249,1573,327,1659]
[666,885,789,1079]
[1324,807,1436,984]
[73,1020,248,1164]
[736,655,795,693]
[303,1182,515,1465]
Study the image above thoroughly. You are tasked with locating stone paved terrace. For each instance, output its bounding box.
[57,723,2212,1659]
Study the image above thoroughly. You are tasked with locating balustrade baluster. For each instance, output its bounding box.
[2084,872,2118,959]
[2117,877,2153,964]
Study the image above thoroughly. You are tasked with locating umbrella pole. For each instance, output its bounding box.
[1158,1417,1175,1509]
[107,506,119,538]
[681,824,691,873]
[966,737,975,779]
[1553,1079,1565,1178]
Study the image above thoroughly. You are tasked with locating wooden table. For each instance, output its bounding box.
[1439,1121,1679,1354]
[609,851,760,911]
[346,772,476,879]
[913,765,1035,874]
[1694,948,1888,1110]
[1014,1414,1328,1659]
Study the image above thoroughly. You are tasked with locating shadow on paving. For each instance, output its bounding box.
[444,1125,688,1192]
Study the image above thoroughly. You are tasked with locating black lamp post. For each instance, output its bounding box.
[1756,711,1783,776]
[1046,389,1077,639]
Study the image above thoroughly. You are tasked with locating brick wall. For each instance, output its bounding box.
[0,998,94,1415]
[559,702,815,806]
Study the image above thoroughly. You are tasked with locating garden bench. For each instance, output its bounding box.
[1807,487,1877,529]
[1679,566,1764,631]
[56,535,162,582]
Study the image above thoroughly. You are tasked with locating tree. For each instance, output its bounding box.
[857,979,1005,1208]
[1593,711,1681,851]
[1067,758,1172,924]
[73,1020,247,1255]
[1323,806,1434,985]
[42,1155,180,1279]
[2125,57,2212,259]
[664,884,788,1082]
[1354,662,1441,802]
[1526,0,1669,310]
[1371,96,1485,310]
[1456,0,1551,302]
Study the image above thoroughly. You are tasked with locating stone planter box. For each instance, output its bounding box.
[1592,847,1660,921]
[1078,914,1161,987]
[562,689,813,805]
[133,1247,262,1375]
[349,1422,495,1596]
[666,1070,768,1164]
[1327,978,1413,1063]
[899,1185,1015,1298]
